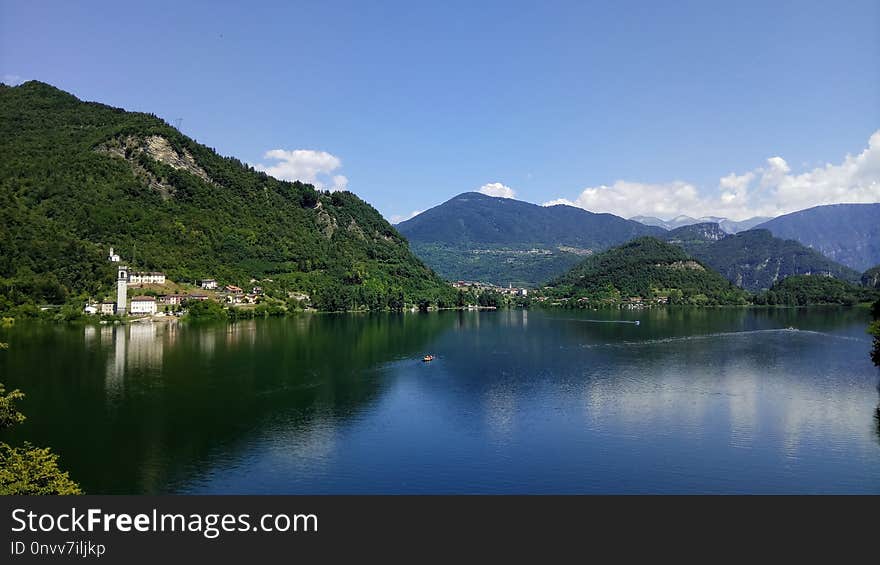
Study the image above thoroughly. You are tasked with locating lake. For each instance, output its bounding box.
[1,308,878,494]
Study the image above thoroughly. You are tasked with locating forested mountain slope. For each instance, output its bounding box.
[396,192,663,285]
[755,204,880,271]
[664,228,859,292]
[0,81,453,312]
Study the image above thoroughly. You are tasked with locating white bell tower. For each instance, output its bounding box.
[116,265,129,315]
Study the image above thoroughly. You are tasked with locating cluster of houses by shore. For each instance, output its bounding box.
[84,248,264,316]
[123,292,212,316]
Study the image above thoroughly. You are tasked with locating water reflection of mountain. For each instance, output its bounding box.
[0,315,453,493]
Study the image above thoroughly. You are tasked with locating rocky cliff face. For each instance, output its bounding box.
[97,134,214,198]
[663,222,727,247]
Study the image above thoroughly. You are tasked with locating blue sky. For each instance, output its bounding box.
[2,0,879,221]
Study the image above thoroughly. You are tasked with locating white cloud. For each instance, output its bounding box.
[389,210,423,224]
[254,149,348,190]
[1,74,24,86]
[331,174,348,191]
[543,131,880,220]
[478,182,516,199]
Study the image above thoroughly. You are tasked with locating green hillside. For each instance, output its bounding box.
[546,237,749,305]
[666,228,860,292]
[753,275,879,306]
[409,242,586,287]
[0,81,453,313]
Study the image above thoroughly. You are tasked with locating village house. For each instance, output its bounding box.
[128,272,166,285]
[158,294,187,305]
[200,279,218,290]
[224,285,244,294]
[129,296,158,315]
[100,302,116,315]
[186,294,210,301]
[226,293,250,305]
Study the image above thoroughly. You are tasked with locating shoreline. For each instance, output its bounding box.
[1,301,875,328]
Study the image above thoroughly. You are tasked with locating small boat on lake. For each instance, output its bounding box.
[422,355,435,362]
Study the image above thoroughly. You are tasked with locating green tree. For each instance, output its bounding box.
[869,299,880,367]
[0,381,82,495]
[184,299,228,321]
[754,275,876,306]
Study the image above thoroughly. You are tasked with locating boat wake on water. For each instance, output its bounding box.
[559,318,641,325]
[577,328,870,349]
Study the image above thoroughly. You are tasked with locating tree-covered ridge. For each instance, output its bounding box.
[754,203,880,272]
[753,275,879,306]
[677,229,860,292]
[546,237,749,305]
[0,81,454,312]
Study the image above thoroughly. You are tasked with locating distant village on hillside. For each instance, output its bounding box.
[451,280,529,297]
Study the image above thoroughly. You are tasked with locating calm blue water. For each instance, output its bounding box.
[1,308,878,493]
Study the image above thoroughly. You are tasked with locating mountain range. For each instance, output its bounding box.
[399,191,878,289]
[0,81,453,312]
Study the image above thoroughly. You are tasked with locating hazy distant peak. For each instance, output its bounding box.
[630,213,773,234]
